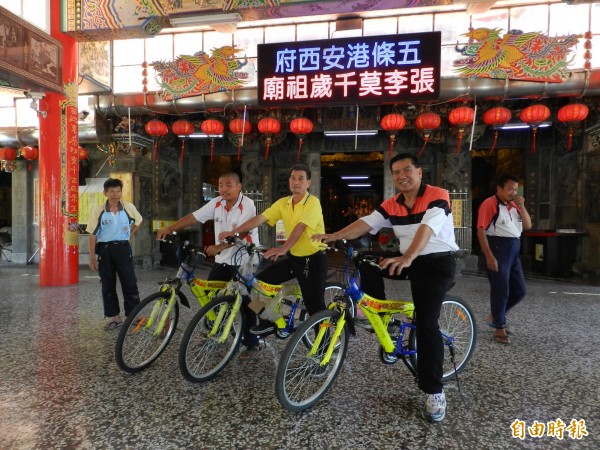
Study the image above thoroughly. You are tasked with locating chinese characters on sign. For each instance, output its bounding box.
[511,419,588,440]
[257,32,441,107]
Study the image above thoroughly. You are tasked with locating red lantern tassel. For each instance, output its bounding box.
[489,130,499,156]
[455,132,463,154]
[153,141,158,161]
[417,138,428,158]
[264,139,271,160]
[180,140,185,161]
[237,142,242,161]
[388,135,396,158]
[210,139,215,161]
[531,128,538,154]
[297,139,304,161]
[567,128,573,152]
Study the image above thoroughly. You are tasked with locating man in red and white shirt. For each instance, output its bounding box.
[477,173,532,345]
[314,153,458,422]
[157,172,261,358]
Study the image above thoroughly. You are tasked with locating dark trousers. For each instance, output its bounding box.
[359,251,456,394]
[207,263,259,347]
[486,236,526,329]
[97,242,140,317]
[256,251,328,316]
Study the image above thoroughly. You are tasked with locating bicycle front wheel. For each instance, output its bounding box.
[276,309,349,412]
[408,296,477,381]
[178,295,243,383]
[115,291,180,373]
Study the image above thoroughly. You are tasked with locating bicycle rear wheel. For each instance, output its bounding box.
[178,295,243,383]
[115,291,180,373]
[276,309,349,412]
[408,296,477,381]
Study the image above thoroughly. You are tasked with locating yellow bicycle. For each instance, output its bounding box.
[275,243,477,412]
[178,236,344,383]
[115,235,228,373]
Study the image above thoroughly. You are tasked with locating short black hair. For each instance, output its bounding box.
[389,153,420,171]
[104,178,123,192]
[290,163,311,180]
[219,171,241,184]
[496,173,519,188]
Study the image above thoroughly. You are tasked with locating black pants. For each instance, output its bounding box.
[256,251,328,316]
[97,242,140,317]
[207,263,259,347]
[358,251,456,394]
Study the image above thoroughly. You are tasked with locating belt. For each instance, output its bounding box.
[423,251,456,259]
[99,240,130,245]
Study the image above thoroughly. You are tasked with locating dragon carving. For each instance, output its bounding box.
[454,28,580,82]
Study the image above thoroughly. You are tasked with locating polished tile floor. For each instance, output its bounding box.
[0,262,598,450]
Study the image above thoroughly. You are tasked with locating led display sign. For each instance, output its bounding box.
[258,31,441,107]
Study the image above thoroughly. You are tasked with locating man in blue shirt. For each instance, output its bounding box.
[88,178,143,329]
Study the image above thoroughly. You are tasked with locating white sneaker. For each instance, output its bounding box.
[423,391,446,422]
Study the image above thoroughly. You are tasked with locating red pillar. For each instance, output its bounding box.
[39,0,79,285]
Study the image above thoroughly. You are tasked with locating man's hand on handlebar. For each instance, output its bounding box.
[311,233,337,244]
[156,228,172,241]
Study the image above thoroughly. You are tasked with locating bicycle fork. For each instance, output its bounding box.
[310,311,346,365]
[208,295,243,344]
[145,287,177,337]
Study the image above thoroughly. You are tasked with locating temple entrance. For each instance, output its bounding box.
[320,152,385,233]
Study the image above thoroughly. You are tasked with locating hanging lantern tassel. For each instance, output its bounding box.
[417,133,430,158]
[531,127,538,154]
[489,129,499,156]
[180,138,186,161]
[455,128,464,154]
[388,134,396,158]
[209,138,216,161]
[566,127,574,152]
[264,137,272,161]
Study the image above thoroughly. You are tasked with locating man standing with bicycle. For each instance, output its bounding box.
[219,163,328,339]
[156,172,262,359]
[313,153,458,422]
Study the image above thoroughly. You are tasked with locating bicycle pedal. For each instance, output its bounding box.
[275,329,291,339]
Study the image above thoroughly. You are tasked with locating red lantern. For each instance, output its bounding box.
[229,117,252,161]
[290,117,313,161]
[380,113,406,158]
[257,117,281,160]
[145,119,169,161]
[78,146,89,160]
[172,119,195,161]
[520,104,550,154]
[448,106,475,154]
[20,146,39,161]
[415,112,441,157]
[20,146,39,171]
[0,147,17,161]
[557,103,589,152]
[201,119,224,161]
[483,107,512,155]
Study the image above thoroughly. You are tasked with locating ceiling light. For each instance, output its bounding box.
[168,13,242,32]
[341,176,369,180]
[500,121,552,130]
[183,133,223,139]
[347,183,372,187]
[324,130,379,137]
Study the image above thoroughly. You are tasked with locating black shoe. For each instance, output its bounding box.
[250,320,276,336]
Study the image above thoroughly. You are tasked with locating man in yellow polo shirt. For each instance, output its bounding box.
[219,163,327,338]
